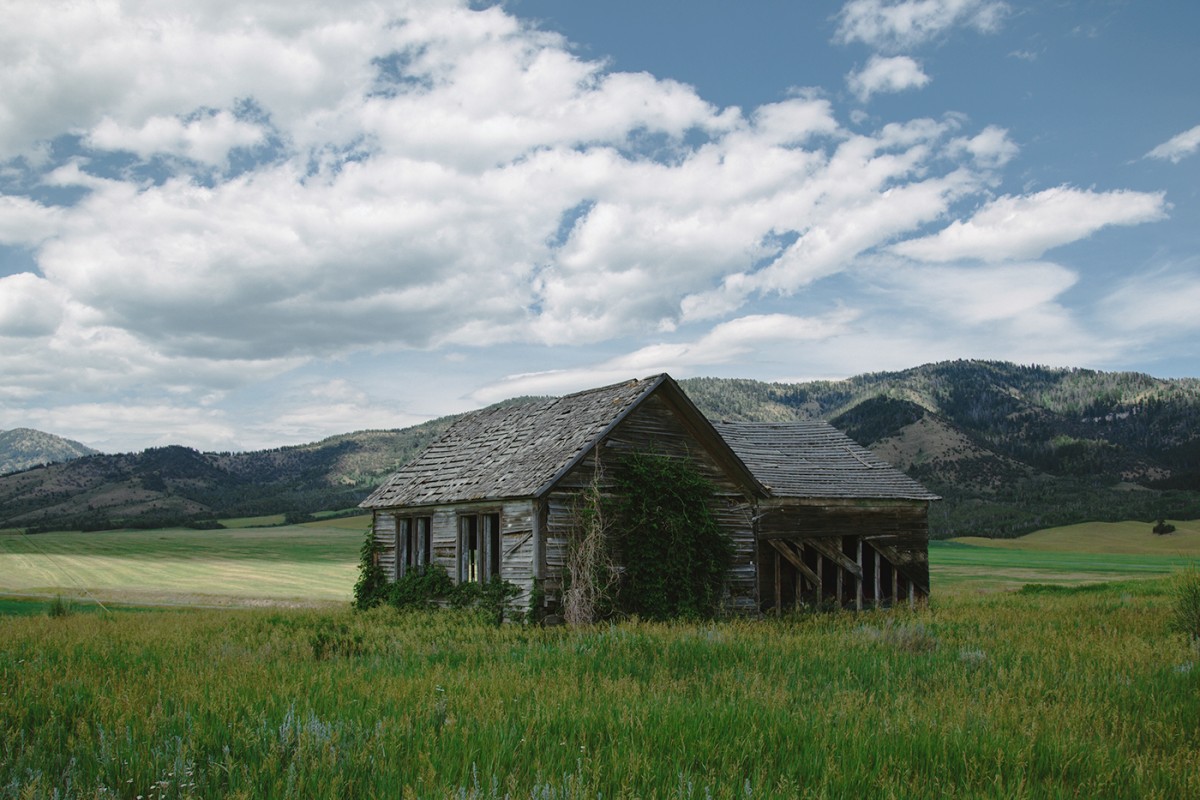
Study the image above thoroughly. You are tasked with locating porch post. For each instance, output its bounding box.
[855,538,864,611]
[774,546,782,613]
[874,548,881,609]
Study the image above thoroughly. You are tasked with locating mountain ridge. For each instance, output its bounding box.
[3,360,1199,536]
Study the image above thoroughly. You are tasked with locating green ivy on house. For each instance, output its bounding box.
[606,451,733,620]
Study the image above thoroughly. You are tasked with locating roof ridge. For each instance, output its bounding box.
[555,373,664,400]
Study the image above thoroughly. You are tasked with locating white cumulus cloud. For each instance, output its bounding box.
[0,0,1181,451]
[87,111,267,166]
[890,186,1168,262]
[471,309,861,403]
[1145,124,1200,164]
[835,0,1009,52]
[847,55,931,101]
[0,272,65,337]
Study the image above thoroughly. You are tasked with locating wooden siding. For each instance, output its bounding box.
[543,393,759,613]
[372,512,398,580]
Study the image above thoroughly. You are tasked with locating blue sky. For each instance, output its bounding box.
[1,0,1197,453]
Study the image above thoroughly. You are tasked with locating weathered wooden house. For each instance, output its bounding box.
[361,374,937,615]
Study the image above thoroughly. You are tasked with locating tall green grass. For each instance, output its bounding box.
[2,581,1197,799]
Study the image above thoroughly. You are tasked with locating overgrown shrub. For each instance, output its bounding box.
[607,451,733,620]
[563,462,619,625]
[352,526,388,610]
[361,557,522,625]
[477,578,524,625]
[860,620,939,653]
[1153,519,1177,535]
[388,564,455,610]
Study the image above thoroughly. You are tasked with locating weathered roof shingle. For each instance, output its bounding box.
[362,375,665,508]
[713,421,940,501]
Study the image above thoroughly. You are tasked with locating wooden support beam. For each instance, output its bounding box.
[774,547,782,613]
[801,537,862,578]
[855,538,864,611]
[867,539,930,597]
[874,548,882,609]
[503,530,533,559]
[795,559,803,609]
[892,564,899,607]
[768,539,820,586]
[836,553,843,607]
[815,553,824,603]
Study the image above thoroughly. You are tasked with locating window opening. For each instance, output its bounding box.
[458,512,501,583]
[395,515,432,577]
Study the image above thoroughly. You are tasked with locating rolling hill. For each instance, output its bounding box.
[3,360,1199,536]
[0,428,99,475]
[0,422,457,532]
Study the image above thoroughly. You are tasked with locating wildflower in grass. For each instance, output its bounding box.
[959,648,987,667]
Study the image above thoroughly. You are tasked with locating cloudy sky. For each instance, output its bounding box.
[1,0,1197,453]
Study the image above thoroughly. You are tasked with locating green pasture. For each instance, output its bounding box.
[933,519,1200,593]
[3,517,1199,796]
[3,515,1199,609]
[0,517,369,607]
[2,582,1197,798]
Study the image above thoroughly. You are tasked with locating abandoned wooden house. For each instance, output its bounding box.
[361,373,938,615]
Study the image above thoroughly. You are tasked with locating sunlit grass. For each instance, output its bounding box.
[219,514,288,528]
[1,583,1197,798]
[953,519,1200,555]
[0,523,361,606]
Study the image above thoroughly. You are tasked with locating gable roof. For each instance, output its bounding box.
[712,421,940,502]
[362,374,759,509]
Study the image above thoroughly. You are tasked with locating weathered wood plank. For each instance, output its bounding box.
[768,539,820,586]
[803,537,862,578]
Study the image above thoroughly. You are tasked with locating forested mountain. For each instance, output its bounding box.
[2,360,1199,537]
[0,420,457,532]
[680,361,1200,536]
[0,428,99,475]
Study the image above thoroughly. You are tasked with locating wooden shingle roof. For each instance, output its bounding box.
[362,375,669,509]
[713,421,940,502]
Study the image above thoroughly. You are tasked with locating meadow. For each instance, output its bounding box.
[3,582,1198,798]
[0,516,365,608]
[1,519,1198,798]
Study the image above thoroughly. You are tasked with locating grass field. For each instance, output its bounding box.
[0,516,369,607]
[4,516,1200,609]
[932,519,1200,593]
[2,519,1199,796]
[2,582,1198,798]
